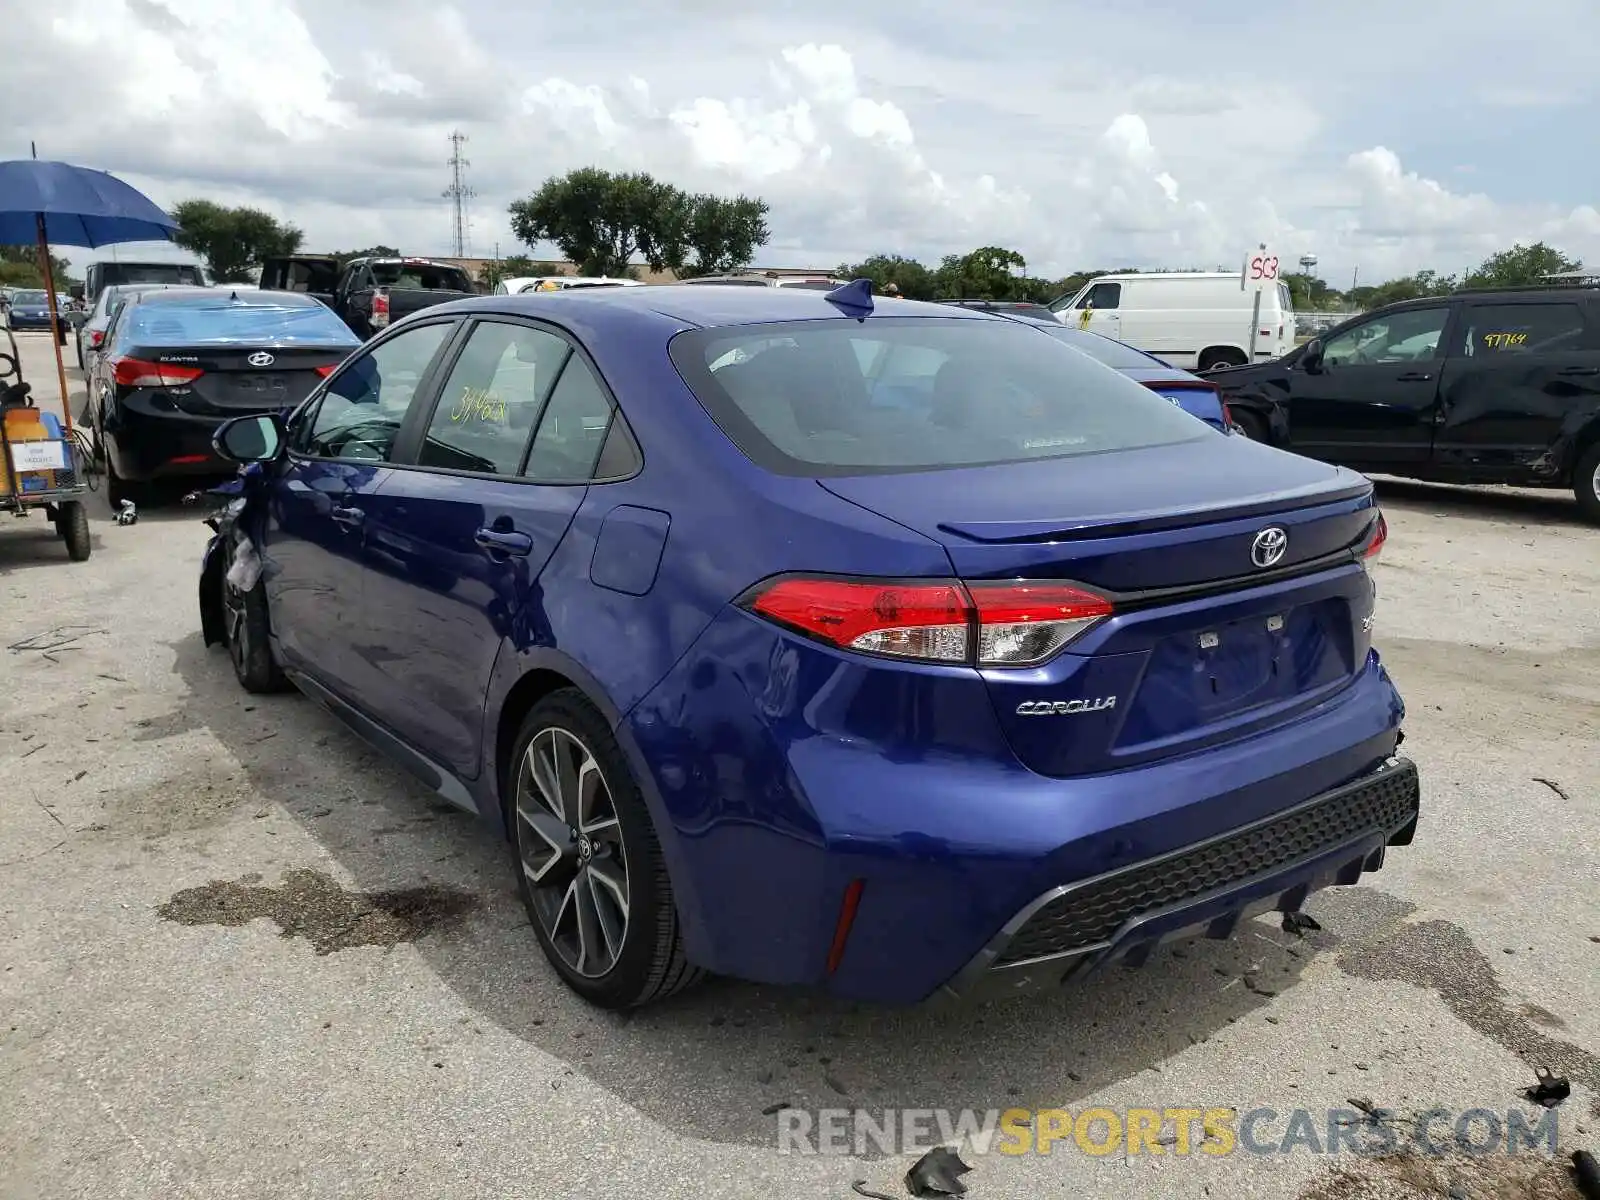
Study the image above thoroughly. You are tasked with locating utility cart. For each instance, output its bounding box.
[1,322,91,561]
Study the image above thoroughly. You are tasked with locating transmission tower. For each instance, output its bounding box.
[443,130,476,257]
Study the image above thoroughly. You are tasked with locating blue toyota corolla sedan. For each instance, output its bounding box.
[198,282,1417,1010]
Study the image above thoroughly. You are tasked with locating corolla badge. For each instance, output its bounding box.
[247,351,275,367]
[1250,526,1288,569]
[1016,697,1117,717]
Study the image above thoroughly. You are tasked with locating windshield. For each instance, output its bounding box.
[13,291,47,305]
[125,301,361,346]
[368,262,471,290]
[670,317,1205,477]
[1039,325,1161,370]
[96,263,204,289]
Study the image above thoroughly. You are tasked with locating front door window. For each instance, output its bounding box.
[1322,308,1448,366]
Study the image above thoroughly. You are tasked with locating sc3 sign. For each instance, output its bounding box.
[1248,254,1280,282]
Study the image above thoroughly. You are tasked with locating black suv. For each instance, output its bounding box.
[1205,285,1600,521]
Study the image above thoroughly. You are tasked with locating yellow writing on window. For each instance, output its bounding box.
[448,386,507,423]
[1481,331,1527,351]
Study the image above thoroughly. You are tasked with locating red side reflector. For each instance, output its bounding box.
[169,454,209,465]
[314,365,337,377]
[825,879,865,976]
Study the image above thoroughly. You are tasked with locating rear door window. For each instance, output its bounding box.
[1455,303,1586,357]
[415,320,570,476]
[523,357,620,482]
[669,317,1204,477]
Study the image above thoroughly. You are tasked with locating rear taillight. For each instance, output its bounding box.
[740,576,1115,668]
[1362,513,1387,564]
[371,289,390,328]
[111,357,204,388]
[314,365,337,377]
[89,330,104,347]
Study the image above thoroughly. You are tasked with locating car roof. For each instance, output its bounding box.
[431,283,1000,330]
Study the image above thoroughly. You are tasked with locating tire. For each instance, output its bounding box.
[1231,410,1269,443]
[1199,349,1246,372]
[103,450,142,510]
[221,527,290,693]
[75,340,84,372]
[508,688,702,1009]
[59,501,91,561]
[1574,441,1600,525]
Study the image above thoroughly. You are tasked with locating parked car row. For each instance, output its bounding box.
[191,279,1414,1011]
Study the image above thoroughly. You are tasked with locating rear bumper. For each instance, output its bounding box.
[938,754,1418,1002]
[106,403,230,482]
[627,602,1411,1004]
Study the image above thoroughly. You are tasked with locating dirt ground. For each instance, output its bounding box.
[2,330,1596,1199]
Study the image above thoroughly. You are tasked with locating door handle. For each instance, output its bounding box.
[1556,366,1600,376]
[330,504,365,529]
[1395,371,1433,382]
[474,527,533,557]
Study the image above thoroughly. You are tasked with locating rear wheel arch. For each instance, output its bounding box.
[1198,345,1248,371]
[493,662,622,834]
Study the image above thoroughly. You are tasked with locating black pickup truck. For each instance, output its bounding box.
[1205,285,1600,522]
[260,255,477,338]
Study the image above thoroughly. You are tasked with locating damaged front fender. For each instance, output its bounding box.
[196,467,262,648]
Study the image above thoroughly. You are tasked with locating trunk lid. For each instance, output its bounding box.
[134,343,352,415]
[820,437,1381,776]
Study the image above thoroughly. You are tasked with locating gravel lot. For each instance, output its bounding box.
[3,330,1596,1199]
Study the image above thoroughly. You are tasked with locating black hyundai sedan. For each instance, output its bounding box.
[90,288,362,505]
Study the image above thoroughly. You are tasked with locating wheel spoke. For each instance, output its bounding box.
[576,754,604,830]
[553,733,583,829]
[586,869,624,963]
[516,804,570,882]
[587,858,629,922]
[573,871,605,973]
[526,736,563,820]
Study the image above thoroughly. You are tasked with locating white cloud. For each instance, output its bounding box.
[8,0,1599,284]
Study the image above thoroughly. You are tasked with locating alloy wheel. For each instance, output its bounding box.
[515,728,630,979]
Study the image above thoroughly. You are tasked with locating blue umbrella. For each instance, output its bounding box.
[0,159,178,248]
[0,159,179,429]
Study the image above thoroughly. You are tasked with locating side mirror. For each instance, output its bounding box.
[1300,338,1324,373]
[213,413,284,463]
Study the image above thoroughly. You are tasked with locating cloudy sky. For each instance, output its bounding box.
[7,0,1599,285]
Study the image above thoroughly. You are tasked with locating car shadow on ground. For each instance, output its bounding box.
[1371,478,1585,529]
[163,629,1348,1151]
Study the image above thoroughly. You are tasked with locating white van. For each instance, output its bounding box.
[1047,272,1295,371]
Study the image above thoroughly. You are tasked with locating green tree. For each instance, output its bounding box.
[672,193,770,277]
[932,246,1029,299]
[0,245,75,290]
[509,168,668,277]
[171,199,303,283]
[834,254,938,300]
[1355,268,1457,309]
[327,245,399,267]
[1464,241,1580,289]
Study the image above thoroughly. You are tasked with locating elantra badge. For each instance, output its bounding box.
[1016,697,1117,716]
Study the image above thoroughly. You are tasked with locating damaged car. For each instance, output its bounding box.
[1204,285,1600,522]
[198,281,1418,1010]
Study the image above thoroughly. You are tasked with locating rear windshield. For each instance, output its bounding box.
[1038,325,1161,370]
[369,262,471,291]
[669,317,1206,477]
[125,301,360,347]
[776,280,843,291]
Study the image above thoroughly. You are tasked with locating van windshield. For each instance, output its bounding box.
[669,317,1204,477]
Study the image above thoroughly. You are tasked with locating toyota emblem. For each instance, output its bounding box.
[1250,526,1288,569]
[247,351,275,367]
